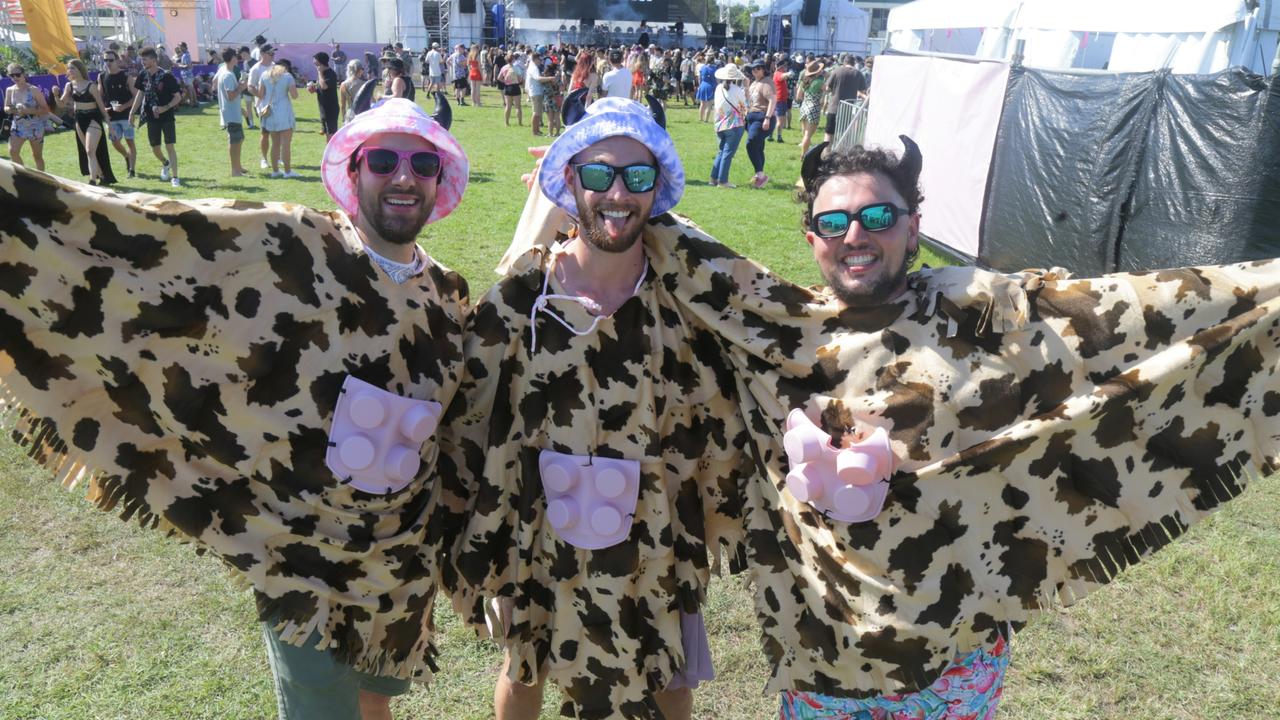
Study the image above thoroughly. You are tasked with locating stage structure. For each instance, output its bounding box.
[118,0,214,56]
[749,0,868,55]
[447,0,704,46]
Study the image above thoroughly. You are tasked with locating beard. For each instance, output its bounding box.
[826,255,911,309]
[355,176,435,246]
[574,188,650,254]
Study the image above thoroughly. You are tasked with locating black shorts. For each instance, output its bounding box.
[503,83,521,97]
[825,113,837,135]
[453,77,469,90]
[146,112,176,147]
[320,109,339,135]
[682,79,694,91]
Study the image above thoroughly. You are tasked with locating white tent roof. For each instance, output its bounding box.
[889,0,1253,34]
[752,0,866,20]
[887,0,1019,32]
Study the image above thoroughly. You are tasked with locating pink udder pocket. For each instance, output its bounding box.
[325,375,443,495]
[538,450,641,550]
[783,409,895,523]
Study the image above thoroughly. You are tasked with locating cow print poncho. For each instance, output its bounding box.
[0,161,469,682]
[641,215,1280,699]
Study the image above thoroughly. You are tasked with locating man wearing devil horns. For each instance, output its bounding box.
[0,97,470,720]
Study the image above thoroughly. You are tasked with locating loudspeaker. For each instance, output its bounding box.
[800,0,819,25]
[709,22,726,46]
[459,0,476,13]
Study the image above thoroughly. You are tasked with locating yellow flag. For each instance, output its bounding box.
[18,0,80,74]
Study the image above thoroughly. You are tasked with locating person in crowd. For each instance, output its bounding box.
[396,43,415,79]
[250,34,268,63]
[770,56,791,142]
[543,56,564,137]
[59,59,116,186]
[629,50,647,101]
[525,50,555,136]
[823,53,866,143]
[862,55,874,86]
[449,43,469,106]
[709,62,746,188]
[795,60,825,157]
[568,49,598,104]
[238,47,257,129]
[386,58,415,101]
[99,49,138,178]
[129,46,183,187]
[743,60,776,189]
[156,43,174,71]
[175,42,197,107]
[213,46,249,177]
[497,51,523,126]
[311,51,341,140]
[425,42,444,93]
[491,46,508,88]
[468,45,484,106]
[258,58,299,178]
[339,59,366,124]
[695,53,716,122]
[331,41,347,71]
[247,43,276,170]
[679,50,696,106]
[601,49,632,99]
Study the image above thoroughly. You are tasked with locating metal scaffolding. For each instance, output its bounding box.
[119,0,214,52]
[0,2,17,47]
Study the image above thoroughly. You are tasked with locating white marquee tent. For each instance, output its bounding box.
[886,0,1280,74]
[750,0,869,55]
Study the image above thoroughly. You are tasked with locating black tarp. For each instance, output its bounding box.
[979,66,1280,275]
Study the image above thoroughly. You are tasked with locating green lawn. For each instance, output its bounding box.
[2,88,1278,720]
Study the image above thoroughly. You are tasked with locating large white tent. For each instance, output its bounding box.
[749,0,869,55]
[886,0,1280,74]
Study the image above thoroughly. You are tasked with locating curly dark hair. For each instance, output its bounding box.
[797,144,925,267]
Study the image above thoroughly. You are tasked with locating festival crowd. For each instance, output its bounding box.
[6,34,872,192]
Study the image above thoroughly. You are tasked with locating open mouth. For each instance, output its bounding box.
[598,208,635,237]
[383,196,421,212]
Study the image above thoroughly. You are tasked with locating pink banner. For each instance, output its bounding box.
[143,0,154,16]
[239,0,269,19]
[214,0,231,19]
[310,0,328,18]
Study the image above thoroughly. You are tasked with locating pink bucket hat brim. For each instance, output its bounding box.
[321,98,469,225]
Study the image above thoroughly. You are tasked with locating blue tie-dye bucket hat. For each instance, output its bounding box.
[539,97,685,219]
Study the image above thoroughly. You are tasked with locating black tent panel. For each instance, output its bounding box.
[979,67,1161,276]
[1118,70,1280,270]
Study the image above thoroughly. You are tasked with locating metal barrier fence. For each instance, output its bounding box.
[832,98,868,151]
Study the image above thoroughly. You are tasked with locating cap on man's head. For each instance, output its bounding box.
[539,97,684,218]
[432,42,440,48]
[260,44,275,54]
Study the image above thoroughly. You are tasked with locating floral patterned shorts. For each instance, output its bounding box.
[779,636,1010,720]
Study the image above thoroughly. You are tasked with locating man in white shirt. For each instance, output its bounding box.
[425,42,444,92]
[601,49,632,99]
[246,44,275,169]
[524,52,555,136]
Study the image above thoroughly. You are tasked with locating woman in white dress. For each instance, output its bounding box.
[258,59,299,178]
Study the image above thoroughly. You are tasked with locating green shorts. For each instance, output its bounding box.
[225,122,244,144]
[262,623,411,720]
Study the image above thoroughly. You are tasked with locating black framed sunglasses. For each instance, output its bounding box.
[8,71,23,77]
[811,202,911,238]
[355,147,442,179]
[572,162,659,193]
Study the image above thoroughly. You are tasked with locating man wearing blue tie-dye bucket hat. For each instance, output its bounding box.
[444,95,751,720]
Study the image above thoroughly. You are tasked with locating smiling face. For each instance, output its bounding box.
[565,136,657,254]
[806,171,919,308]
[350,131,440,248]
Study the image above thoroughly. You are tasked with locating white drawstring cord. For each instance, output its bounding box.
[528,242,649,353]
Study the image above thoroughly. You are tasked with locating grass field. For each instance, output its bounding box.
[2,87,1278,720]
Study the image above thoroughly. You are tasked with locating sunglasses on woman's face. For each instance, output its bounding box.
[8,71,22,77]
[356,147,442,179]
[572,162,659,193]
[811,202,911,238]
